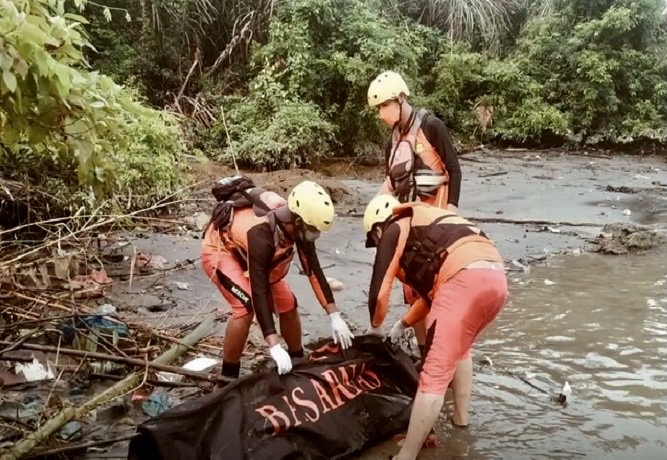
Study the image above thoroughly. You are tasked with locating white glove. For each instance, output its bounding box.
[329,312,354,349]
[389,320,407,344]
[365,325,385,338]
[269,344,293,375]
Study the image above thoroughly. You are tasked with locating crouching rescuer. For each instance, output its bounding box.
[363,195,508,460]
[201,177,354,382]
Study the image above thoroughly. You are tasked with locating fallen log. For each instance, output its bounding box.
[346,212,603,227]
[467,216,603,227]
[0,314,217,460]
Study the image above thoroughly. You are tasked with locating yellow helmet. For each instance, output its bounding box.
[363,194,400,233]
[288,181,335,232]
[367,71,410,107]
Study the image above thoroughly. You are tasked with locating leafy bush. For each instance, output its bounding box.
[516,0,667,144]
[210,0,434,168]
[0,0,182,212]
[429,45,569,144]
[218,69,336,170]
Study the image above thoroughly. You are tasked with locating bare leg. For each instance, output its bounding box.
[222,314,253,363]
[393,392,445,460]
[279,308,302,354]
[414,319,427,353]
[450,356,473,427]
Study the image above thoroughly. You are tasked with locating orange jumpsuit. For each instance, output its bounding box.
[368,203,507,394]
[379,109,462,306]
[201,193,334,338]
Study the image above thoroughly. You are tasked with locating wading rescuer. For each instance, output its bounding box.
[201,178,354,382]
[366,70,463,370]
[363,195,507,460]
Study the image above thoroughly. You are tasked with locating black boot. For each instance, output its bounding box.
[218,361,240,388]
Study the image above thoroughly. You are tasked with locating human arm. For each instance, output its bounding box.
[296,240,353,348]
[368,222,403,328]
[422,115,462,207]
[246,225,280,343]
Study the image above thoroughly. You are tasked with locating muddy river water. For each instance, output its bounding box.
[355,252,667,460]
[101,152,667,459]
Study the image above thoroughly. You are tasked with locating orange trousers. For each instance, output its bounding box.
[201,251,296,319]
[419,268,507,394]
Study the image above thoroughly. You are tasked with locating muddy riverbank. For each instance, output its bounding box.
[87,150,665,458]
[4,149,666,459]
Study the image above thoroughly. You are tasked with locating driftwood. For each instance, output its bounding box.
[0,340,223,383]
[468,216,602,227]
[24,433,138,459]
[346,212,602,228]
[0,314,217,460]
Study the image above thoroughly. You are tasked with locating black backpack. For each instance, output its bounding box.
[206,176,271,233]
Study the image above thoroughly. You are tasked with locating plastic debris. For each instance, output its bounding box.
[142,390,171,418]
[156,356,219,383]
[59,421,82,441]
[14,358,54,382]
[556,381,572,405]
[326,277,344,291]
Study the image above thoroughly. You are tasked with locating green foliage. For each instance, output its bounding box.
[217,69,336,170]
[213,0,434,167]
[0,0,182,211]
[516,0,667,144]
[429,45,570,144]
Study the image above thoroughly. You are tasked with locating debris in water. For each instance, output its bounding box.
[555,381,572,405]
[478,356,493,366]
[544,279,556,286]
[622,209,631,216]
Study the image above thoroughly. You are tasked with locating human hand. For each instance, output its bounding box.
[389,320,407,344]
[269,344,293,375]
[365,325,385,338]
[329,312,354,349]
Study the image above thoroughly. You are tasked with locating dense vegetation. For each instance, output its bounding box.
[1,0,665,215]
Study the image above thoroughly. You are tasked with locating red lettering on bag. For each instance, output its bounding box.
[308,343,340,362]
[254,404,291,434]
[292,387,320,423]
[361,367,382,390]
[321,368,361,404]
[356,363,382,390]
[281,395,302,427]
[311,379,340,412]
[339,364,364,394]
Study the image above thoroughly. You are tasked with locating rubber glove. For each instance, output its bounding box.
[389,320,407,344]
[365,325,385,338]
[329,312,354,349]
[269,344,293,375]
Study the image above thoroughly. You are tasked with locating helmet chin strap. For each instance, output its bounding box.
[394,96,414,134]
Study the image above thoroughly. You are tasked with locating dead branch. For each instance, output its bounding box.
[344,212,603,228]
[204,16,253,77]
[175,47,203,113]
[0,340,222,383]
[479,171,509,178]
[0,314,217,460]
[24,433,138,459]
[469,216,603,227]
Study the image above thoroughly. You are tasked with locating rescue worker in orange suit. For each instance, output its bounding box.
[366,70,463,374]
[201,180,354,382]
[363,195,507,460]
